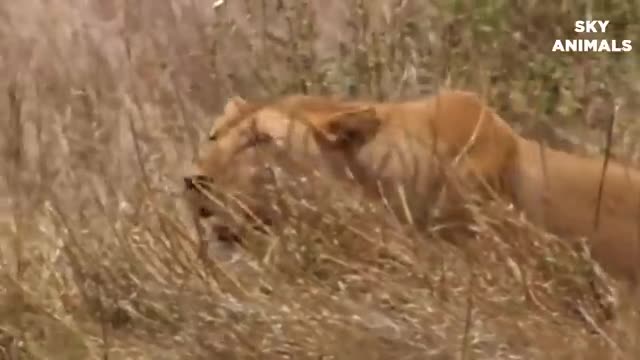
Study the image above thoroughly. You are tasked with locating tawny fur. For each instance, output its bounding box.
[510,138,640,286]
[185,89,640,286]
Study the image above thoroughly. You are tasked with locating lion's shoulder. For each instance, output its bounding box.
[393,89,520,190]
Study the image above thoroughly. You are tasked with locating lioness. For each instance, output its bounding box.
[184,90,518,232]
[184,90,640,287]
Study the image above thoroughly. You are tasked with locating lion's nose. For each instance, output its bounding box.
[184,176,196,190]
[183,175,213,191]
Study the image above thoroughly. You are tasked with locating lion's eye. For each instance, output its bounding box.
[208,133,219,141]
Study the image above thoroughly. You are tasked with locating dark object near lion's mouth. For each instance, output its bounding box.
[209,214,271,246]
[184,175,214,192]
[213,224,243,244]
[198,207,214,218]
[184,177,196,191]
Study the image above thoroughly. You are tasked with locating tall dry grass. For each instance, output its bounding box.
[1,0,639,359]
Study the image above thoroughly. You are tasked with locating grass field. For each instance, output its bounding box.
[1,0,640,359]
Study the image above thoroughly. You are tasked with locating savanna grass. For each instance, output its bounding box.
[1,0,639,359]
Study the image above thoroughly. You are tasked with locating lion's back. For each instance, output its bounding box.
[373,90,520,191]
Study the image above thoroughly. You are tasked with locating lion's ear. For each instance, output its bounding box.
[321,107,381,147]
[223,96,248,116]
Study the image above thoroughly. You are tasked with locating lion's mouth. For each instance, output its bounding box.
[198,207,214,218]
[200,207,272,246]
[185,177,274,245]
[212,224,243,244]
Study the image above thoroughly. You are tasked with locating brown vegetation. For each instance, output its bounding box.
[1,0,640,359]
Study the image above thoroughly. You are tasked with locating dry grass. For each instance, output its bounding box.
[1,0,640,359]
